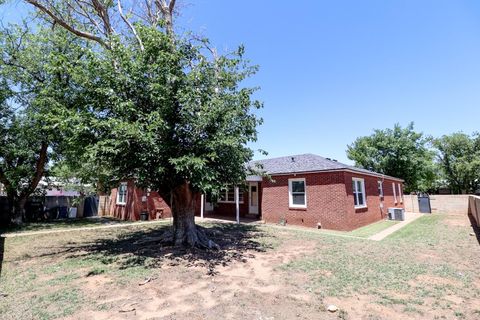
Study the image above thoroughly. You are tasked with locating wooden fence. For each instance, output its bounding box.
[468,195,480,227]
[98,195,111,217]
[404,195,470,215]
[404,194,480,227]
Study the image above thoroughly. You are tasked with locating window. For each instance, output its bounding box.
[397,183,403,203]
[378,181,384,197]
[218,186,244,203]
[117,182,127,205]
[288,178,307,208]
[352,178,367,208]
[392,182,397,203]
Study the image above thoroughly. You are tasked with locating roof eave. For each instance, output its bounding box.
[264,168,404,182]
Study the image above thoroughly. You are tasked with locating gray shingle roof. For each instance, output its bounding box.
[248,153,403,181]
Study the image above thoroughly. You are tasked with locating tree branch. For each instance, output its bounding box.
[117,0,144,51]
[20,141,48,199]
[0,166,12,193]
[155,0,175,35]
[25,0,110,49]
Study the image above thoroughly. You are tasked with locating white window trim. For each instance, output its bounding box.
[218,187,244,204]
[116,182,128,205]
[353,178,367,209]
[288,178,307,208]
[378,181,384,197]
[397,183,403,203]
[393,182,397,204]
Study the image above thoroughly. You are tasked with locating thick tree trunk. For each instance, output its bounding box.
[10,196,27,226]
[168,181,219,249]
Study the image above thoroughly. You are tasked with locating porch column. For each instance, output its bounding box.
[235,186,240,224]
[200,194,204,219]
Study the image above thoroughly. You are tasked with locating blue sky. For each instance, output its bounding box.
[3,0,480,163]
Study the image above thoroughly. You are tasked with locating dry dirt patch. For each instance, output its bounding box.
[2,215,480,320]
[67,240,323,320]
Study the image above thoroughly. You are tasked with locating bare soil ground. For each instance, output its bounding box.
[1,213,479,320]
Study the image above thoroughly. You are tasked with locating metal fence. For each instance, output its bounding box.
[0,196,99,223]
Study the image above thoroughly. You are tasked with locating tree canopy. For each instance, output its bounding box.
[346,123,437,193]
[0,25,89,223]
[433,132,480,194]
[4,0,263,247]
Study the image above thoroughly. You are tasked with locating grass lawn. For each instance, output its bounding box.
[349,219,399,238]
[0,213,479,319]
[0,217,134,235]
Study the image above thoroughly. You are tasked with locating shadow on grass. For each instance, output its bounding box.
[66,223,272,276]
[468,214,480,246]
[0,236,4,279]
[0,217,126,234]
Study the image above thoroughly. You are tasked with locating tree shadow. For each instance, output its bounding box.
[468,214,480,246]
[0,236,4,279]
[65,223,273,276]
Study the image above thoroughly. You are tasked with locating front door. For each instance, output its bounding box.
[249,182,259,214]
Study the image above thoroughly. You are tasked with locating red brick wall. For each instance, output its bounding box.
[261,172,349,229]
[261,171,404,231]
[109,180,172,221]
[343,173,404,230]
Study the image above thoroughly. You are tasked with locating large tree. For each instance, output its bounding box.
[433,132,480,194]
[22,0,263,248]
[347,123,436,193]
[0,25,87,224]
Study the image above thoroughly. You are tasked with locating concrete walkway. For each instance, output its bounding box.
[368,212,423,241]
[2,213,424,241]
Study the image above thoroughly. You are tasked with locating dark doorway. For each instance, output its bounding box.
[83,196,99,217]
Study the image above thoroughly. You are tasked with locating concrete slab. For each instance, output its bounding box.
[368,212,423,241]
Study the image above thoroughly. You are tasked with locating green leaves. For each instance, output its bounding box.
[347,123,436,193]
[347,124,480,194]
[433,133,480,194]
[52,25,262,196]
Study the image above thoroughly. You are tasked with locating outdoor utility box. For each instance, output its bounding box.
[388,208,405,221]
[140,211,149,221]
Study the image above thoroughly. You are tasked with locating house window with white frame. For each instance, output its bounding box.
[219,186,244,203]
[288,178,307,208]
[392,182,397,203]
[397,183,403,203]
[377,181,383,197]
[352,178,367,208]
[117,182,128,205]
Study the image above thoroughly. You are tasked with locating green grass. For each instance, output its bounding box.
[0,217,130,234]
[1,213,479,319]
[279,214,480,318]
[312,219,399,239]
[349,219,399,238]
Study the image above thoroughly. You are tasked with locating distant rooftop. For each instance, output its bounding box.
[248,153,403,181]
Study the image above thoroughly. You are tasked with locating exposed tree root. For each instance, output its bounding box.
[134,225,219,250]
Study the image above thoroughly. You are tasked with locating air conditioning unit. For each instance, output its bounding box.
[388,208,405,221]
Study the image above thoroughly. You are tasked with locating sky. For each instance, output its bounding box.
[2,0,480,163]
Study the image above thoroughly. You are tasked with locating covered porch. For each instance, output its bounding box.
[198,175,263,223]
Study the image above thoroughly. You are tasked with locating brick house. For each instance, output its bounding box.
[204,154,405,231]
[105,154,404,231]
[107,179,172,221]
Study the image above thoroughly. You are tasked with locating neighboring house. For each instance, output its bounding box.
[108,179,172,221]
[106,154,405,231]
